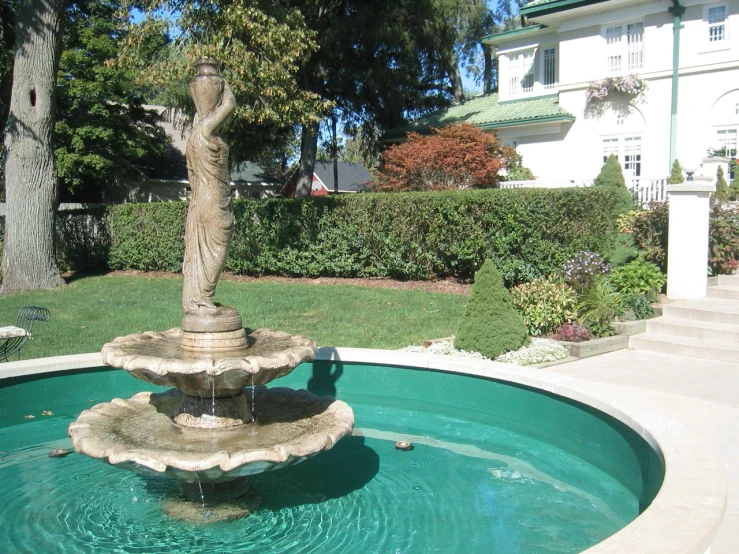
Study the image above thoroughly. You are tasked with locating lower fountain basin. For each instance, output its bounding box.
[68,387,354,484]
[101,328,317,397]
[0,350,725,554]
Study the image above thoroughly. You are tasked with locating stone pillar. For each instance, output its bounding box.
[666,183,716,299]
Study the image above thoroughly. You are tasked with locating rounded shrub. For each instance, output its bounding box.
[607,258,665,300]
[454,260,529,359]
[509,278,577,337]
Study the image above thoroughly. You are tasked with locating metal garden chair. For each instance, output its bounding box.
[0,306,50,362]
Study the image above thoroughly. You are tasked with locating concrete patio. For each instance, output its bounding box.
[547,348,739,553]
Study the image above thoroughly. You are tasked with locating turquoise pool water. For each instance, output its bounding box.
[0,362,663,553]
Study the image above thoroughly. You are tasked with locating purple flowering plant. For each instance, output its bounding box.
[561,251,611,293]
[586,75,647,103]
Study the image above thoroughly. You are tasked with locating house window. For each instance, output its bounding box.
[602,136,642,177]
[708,5,727,42]
[627,23,644,70]
[603,138,619,161]
[604,22,644,74]
[717,128,737,158]
[623,136,642,177]
[508,50,535,96]
[605,26,623,73]
[543,47,557,89]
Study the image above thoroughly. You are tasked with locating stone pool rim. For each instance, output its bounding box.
[0,348,726,554]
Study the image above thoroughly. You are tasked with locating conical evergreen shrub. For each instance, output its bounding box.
[454,260,529,359]
[594,153,633,214]
[715,166,729,203]
[668,159,684,184]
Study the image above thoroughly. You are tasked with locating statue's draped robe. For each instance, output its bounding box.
[182,124,233,313]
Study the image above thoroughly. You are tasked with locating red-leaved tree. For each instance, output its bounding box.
[373,123,514,192]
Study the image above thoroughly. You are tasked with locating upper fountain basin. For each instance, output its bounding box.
[102,328,316,397]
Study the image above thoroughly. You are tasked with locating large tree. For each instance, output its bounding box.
[2,0,67,292]
[117,0,327,168]
[288,0,462,196]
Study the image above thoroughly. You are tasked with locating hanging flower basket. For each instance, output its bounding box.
[586,75,648,103]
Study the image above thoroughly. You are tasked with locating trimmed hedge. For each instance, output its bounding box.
[4,187,621,285]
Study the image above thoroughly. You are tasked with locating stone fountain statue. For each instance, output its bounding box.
[68,59,354,521]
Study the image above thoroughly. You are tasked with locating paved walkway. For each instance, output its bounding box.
[547,349,739,553]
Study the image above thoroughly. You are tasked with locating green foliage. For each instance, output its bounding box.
[668,159,684,184]
[620,292,656,321]
[454,260,528,359]
[105,203,189,272]
[714,166,729,204]
[503,152,536,181]
[50,188,620,284]
[709,205,739,275]
[617,203,669,272]
[607,258,666,300]
[595,154,625,188]
[594,154,634,214]
[577,279,624,338]
[118,0,327,134]
[730,168,739,201]
[509,278,577,336]
[54,1,171,201]
[619,202,739,276]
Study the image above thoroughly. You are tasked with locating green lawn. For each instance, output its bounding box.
[0,275,467,360]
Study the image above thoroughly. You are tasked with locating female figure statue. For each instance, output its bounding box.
[182,59,236,319]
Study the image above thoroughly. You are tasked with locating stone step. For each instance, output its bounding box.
[629,332,739,363]
[646,316,739,342]
[706,285,739,301]
[663,298,739,325]
[717,274,739,286]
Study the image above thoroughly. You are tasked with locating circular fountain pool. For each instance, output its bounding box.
[0,349,720,554]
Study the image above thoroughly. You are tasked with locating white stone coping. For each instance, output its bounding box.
[0,348,726,554]
[667,183,716,194]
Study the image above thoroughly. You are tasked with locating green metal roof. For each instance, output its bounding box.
[482,24,545,44]
[521,0,609,17]
[384,93,575,140]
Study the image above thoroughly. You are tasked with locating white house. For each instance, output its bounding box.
[391,0,739,183]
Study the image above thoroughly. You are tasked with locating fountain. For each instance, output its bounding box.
[67,59,355,521]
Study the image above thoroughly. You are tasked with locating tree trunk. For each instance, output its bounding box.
[1,0,65,293]
[331,115,338,194]
[446,52,464,103]
[483,45,494,94]
[295,120,319,198]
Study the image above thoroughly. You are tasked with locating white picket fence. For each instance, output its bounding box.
[500,177,668,207]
